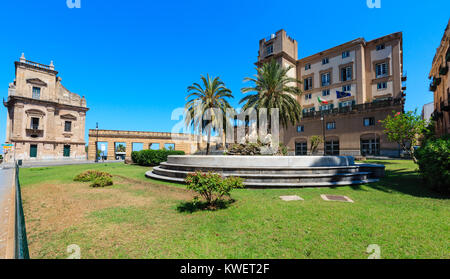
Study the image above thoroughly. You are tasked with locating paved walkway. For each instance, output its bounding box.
[0,168,15,259]
[1,159,123,169]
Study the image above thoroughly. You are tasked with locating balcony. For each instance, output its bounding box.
[301,98,403,119]
[26,124,44,137]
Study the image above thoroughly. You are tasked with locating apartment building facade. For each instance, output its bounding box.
[3,54,89,162]
[429,19,450,137]
[257,30,405,156]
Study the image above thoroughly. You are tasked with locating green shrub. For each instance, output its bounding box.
[90,176,114,188]
[131,149,185,166]
[185,172,244,206]
[74,170,113,187]
[415,136,450,194]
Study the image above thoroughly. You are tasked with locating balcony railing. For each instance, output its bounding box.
[21,60,54,71]
[302,98,402,119]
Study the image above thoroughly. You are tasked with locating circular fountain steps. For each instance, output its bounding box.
[145,155,384,188]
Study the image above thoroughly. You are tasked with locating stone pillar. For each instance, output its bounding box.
[13,104,24,138]
[78,111,86,142]
[87,139,97,160]
[46,107,56,140]
[107,141,115,160]
[125,141,133,159]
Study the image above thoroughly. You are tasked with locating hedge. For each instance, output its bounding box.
[415,136,450,195]
[131,149,185,166]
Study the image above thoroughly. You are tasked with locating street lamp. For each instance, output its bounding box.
[95,122,98,163]
[321,115,326,155]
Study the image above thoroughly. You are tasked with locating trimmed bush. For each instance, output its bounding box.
[90,176,113,188]
[131,149,185,166]
[74,170,112,182]
[74,170,113,187]
[415,136,450,195]
[185,171,244,207]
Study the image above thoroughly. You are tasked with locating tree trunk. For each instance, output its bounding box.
[206,125,212,155]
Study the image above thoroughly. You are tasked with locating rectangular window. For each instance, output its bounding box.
[376,44,385,51]
[322,58,329,65]
[342,51,350,58]
[341,66,352,81]
[304,77,313,91]
[377,82,387,90]
[342,84,351,92]
[376,63,388,77]
[321,72,330,87]
[32,87,41,99]
[326,122,336,130]
[302,107,315,114]
[320,104,333,111]
[364,117,375,126]
[31,117,39,130]
[340,100,354,108]
[305,64,311,70]
[304,93,312,100]
[297,125,304,133]
[64,121,72,132]
[322,89,330,96]
[266,44,273,56]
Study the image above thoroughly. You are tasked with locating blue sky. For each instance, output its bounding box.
[0,0,449,150]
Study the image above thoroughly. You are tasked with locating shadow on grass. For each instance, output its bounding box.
[177,199,236,213]
[366,168,449,199]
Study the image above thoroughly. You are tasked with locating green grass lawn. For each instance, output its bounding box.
[20,160,449,259]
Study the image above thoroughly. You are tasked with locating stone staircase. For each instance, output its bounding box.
[146,161,381,188]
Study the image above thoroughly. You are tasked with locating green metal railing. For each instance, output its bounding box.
[14,163,30,259]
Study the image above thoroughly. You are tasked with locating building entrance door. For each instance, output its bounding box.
[30,144,37,158]
[63,145,71,157]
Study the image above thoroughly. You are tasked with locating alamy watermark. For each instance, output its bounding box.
[366,0,381,8]
[170,104,281,154]
[67,244,81,259]
[366,244,381,259]
[66,0,81,9]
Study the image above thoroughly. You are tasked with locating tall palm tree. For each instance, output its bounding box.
[240,59,303,131]
[185,74,234,155]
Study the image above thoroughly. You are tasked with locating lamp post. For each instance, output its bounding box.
[321,114,326,155]
[95,122,98,163]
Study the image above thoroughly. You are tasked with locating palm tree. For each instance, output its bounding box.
[240,59,303,131]
[185,74,234,155]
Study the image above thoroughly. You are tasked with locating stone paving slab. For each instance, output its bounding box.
[279,195,304,201]
[320,194,354,203]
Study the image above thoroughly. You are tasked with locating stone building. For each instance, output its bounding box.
[3,54,89,162]
[429,19,450,137]
[257,30,406,156]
